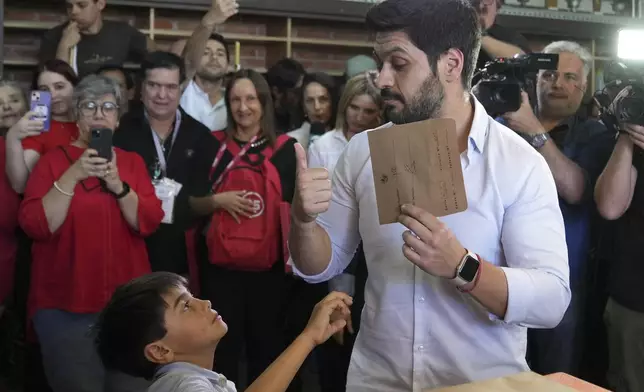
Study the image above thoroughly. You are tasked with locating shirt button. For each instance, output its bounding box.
[418,296,425,302]
[417,345,424,351]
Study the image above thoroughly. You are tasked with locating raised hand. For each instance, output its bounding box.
[206,0,240,25]
[291,143,332,224]
[61,21,81,48]
[301,292,353,346]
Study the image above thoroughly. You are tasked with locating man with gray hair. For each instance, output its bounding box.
[502,40,615,376]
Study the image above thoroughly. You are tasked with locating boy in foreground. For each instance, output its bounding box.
[94,272,352,392]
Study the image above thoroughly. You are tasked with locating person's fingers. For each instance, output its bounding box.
[294,142,308,173]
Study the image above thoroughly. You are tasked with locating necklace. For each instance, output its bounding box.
[249,137,268,148]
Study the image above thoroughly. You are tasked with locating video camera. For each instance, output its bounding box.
[473,53,559,116]
[594,62,644,132]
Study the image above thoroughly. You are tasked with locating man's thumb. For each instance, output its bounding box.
[294,143,308,172]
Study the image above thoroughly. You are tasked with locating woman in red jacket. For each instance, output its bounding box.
[0,81,27,315]
[19,74,164,392]
[5,59,79,194]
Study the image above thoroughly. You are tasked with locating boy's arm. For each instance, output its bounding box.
[244,292,352,392]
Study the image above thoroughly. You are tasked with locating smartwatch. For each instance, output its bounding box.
[450,250,481,287]
[113,181,131,200]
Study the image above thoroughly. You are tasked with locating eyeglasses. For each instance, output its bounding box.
[79,101,119,117]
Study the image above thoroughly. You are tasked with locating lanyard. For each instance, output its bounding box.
[211,135,258,189]
[149,110,181,176]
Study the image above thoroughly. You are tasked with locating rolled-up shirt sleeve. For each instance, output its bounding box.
[291,135,362,283]
[500,156,571,328]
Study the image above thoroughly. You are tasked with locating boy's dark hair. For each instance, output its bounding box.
[301,72,340,128]
[94,272,188,380]
[209,32,231,62]
[140,51,186,84]
[365,0,481,89]
[95,64,135,90]
[265,58,305,92]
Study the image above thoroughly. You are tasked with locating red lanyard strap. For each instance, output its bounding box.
[211,135,258,189]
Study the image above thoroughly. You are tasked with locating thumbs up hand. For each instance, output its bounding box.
[292,143,332,224]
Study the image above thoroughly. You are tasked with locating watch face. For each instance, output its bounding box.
[460,256,480,282]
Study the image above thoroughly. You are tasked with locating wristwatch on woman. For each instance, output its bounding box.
[113,181,131,199]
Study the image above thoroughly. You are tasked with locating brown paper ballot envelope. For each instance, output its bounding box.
[367,118,467,225]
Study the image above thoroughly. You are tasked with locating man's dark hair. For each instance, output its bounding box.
[365,0,481,89]
[301,72,340,128]
[140,51,186,84]
[95,64,135,90]
[265,58,305,92]
[209,32,230,62]
[93,272,188,380]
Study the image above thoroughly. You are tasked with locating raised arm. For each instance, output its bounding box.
[183,0,239,83]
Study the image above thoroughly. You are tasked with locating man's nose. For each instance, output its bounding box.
[376,68,393,90]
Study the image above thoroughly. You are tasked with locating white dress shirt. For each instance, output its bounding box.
[180,80,228,131]
[292,97,570,391]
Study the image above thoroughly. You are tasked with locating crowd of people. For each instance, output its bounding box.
[0,0,642,391]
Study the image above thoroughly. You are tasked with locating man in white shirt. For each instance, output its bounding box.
[180,0,234,131]
[287,0,571,391]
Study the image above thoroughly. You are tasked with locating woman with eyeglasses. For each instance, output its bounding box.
[19,75,164,392]
[5,59,79,194]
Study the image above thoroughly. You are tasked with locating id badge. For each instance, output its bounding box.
[153,178,183,224]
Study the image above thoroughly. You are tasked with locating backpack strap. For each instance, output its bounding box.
[263,134,292,159]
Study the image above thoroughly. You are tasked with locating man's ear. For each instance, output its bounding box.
[96,0,107,12]
[144,340,174,365]
[439,48,465,85]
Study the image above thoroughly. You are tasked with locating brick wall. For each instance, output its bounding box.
[2,3,601,88]
[2,4,374,86]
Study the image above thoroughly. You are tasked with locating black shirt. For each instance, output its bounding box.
[476,23,532,71]
[113,106,217,274]
[39,20,147,78]
[610,148,644,313]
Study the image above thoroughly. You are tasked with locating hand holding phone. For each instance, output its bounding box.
[89,128,113,162]
[30,91,51,132]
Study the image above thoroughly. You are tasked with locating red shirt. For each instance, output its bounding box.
[0,136,20,304]
[22,120,79,155]
[19,146,164,315]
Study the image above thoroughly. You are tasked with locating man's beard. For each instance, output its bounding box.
[382,75,444,124]
[196,67,226,82]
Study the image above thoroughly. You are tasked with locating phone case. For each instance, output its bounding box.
[89,128,113,161]
[30,91,51,132]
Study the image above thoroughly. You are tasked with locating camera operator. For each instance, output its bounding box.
[475,0,532,71]
[502,41,615,376]
[595,89,644,392]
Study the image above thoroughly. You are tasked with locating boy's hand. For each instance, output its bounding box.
[302,292,353,346]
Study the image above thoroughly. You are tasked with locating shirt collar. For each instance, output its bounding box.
[156,362,229,388]
[189,80,226,109]
[468,95,490,154]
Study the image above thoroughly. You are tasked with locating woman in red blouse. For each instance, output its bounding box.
[0,81,27,315]
[19,74,163,392]
[5,59,79,194]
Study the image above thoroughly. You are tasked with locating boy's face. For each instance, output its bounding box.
[147,286,227,364]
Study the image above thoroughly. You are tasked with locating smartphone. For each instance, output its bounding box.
[30,91,51,131]
[89,128,113,161]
